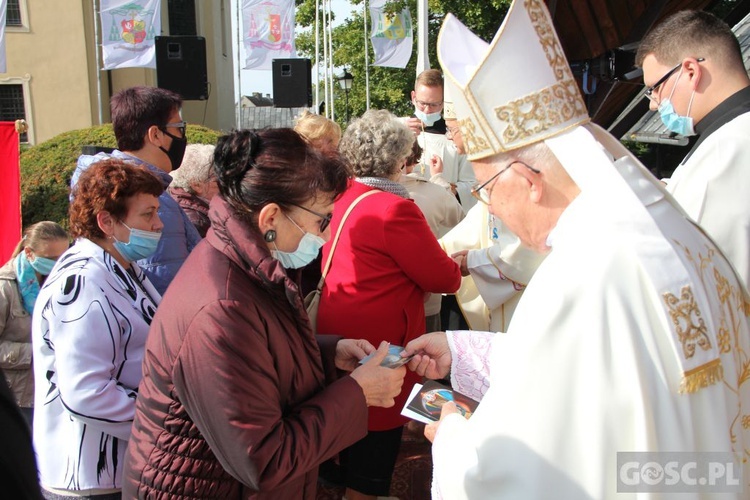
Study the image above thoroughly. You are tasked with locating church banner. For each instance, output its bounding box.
[0,0,7,73]
[370,0,413,68]
[0,122,21,263]
[100,0,160,70]
[241,0,296,70]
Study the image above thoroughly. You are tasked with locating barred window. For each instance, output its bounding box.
[6,0,22,27]
[0,85,28,142]
[168,0,197,36]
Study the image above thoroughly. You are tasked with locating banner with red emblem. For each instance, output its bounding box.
[241,0,296,70]
[100,0,161,70]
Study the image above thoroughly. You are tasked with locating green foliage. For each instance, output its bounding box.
[295,0,511,129]
[19,124,221,228]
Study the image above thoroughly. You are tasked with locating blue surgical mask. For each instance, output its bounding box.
[415,108,442,127]
[657,68,696,136]
[28,254,57,276]
[272,215,325,269]
[113,222,161,262]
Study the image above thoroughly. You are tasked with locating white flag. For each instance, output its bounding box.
[370,0,413,68]
[242,0,296,70]
[0,0,7,73]
[100,0,160,70]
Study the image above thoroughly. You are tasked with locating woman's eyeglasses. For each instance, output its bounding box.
[289,203,332,233]
[470,161,540,205]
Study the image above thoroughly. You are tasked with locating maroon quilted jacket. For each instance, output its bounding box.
[123,196,368,499]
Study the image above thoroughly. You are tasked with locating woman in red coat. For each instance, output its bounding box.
[317,109,462,500]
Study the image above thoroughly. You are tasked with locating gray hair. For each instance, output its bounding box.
[170,144,215,193]
[339,109,414,178]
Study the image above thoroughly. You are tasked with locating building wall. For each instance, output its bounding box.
[1,1,233,145]
[2,1,94,144]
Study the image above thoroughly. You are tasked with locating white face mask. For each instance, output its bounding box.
[414,108,442,127]
[271,214,325,269]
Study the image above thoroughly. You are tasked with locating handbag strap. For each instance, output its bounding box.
[315,189,380,291]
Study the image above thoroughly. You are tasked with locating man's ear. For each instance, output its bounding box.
[515,164,544,204]
[684,58,703,91]
[97,210,115,237]
[257,203,281,236]
[410,90,416,102]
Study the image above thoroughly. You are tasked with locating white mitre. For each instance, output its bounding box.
[437,0,589,161]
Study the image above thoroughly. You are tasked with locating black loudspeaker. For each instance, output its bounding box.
[272,58,312,108]
[155,36,208,100]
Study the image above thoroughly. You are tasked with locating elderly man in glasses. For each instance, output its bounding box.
[637,10,750,289]
[404,69,477,212]
[71,86,201,295]
[404,1,750,498]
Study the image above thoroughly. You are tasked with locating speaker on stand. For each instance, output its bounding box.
[272,58,312,108]
[155,36,208,100]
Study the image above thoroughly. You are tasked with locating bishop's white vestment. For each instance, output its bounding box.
[431,126,750,499]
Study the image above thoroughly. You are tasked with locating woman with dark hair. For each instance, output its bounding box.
[124,128,406,499]
[0,221,68,427]
[32,159,163,499]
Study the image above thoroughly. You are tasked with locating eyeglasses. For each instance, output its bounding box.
[162,121,187,137]
[644,58,704,102]
[470,161,541,205]
[445,126,461,139]
[289,203,332,233]
[414,98,443,110]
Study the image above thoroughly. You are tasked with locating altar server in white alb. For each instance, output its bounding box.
[404,1,750,498]
[637,10,750,289]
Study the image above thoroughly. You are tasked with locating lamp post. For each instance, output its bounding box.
[338,68,354,123]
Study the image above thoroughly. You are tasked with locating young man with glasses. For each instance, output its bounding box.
[637,10,750,288]
[404,69,477,212]
[71,86,201,294]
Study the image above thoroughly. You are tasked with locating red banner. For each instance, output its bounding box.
[0,121,21,263]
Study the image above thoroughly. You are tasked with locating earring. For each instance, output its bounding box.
[264,230,276,242]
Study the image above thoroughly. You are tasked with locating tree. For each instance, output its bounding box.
[294,0,511,127]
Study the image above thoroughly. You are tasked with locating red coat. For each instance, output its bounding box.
[317,181,462,430]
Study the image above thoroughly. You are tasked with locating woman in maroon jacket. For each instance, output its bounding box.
[317,110,462,500]
[123,129,406,499]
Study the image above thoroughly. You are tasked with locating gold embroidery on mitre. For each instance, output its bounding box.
[663,285,712,359]
[489,0,587,147]
[525,0,569,81]
[679,358,724,394]
[459,117,491,156]
[494,79,586,145]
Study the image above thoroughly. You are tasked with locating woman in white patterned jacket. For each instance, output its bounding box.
[32,158,163,500]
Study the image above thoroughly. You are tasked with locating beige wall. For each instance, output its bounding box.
[2,1,94,144]
[1,1,233,145]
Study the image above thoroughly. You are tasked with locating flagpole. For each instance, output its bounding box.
[416,0,429,75]
[93,0,103,124]
[236,0,242,129]
[327,0,335,122]
[314,0,320,113]
[322,0,329,119]
[364,0,370,110]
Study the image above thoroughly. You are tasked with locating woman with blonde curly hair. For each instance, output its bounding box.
[294,110,342,155]
[316,109,461,500]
